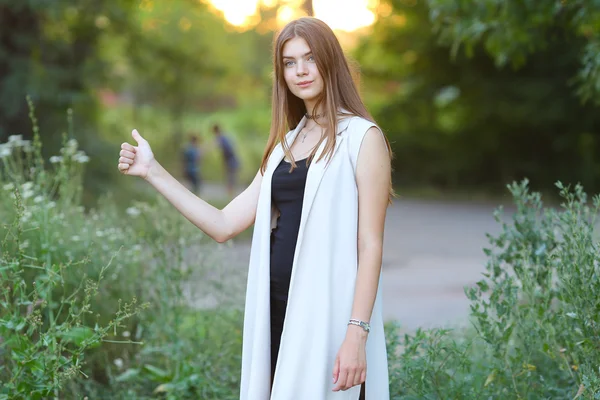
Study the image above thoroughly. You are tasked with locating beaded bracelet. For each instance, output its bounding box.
[348,319,371,333]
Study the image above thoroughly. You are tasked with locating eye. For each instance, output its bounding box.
[284,60,295,67]
[307,55,315,62]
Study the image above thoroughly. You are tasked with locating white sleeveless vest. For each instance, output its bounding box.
[240,114,390,400]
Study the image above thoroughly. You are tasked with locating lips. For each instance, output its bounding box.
[297,80,313,88]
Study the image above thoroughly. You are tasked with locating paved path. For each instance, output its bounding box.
[379,198,513,331]
[192,183,515,332]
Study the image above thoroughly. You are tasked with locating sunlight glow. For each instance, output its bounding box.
[314,0,378,32]
[205,0,379,32]
[207,0,260,27]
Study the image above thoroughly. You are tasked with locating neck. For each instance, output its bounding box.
[304,99,322,116]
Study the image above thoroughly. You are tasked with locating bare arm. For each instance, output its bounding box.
[350,126,391,332]
[146,162,261,242]
[118,129,261,243]
[332,126,391,392]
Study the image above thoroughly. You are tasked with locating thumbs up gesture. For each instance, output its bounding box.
[118,129,155,179]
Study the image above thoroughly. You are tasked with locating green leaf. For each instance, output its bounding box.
[58,326,95,347]
[115,368,140,383]
[153,383,177,394]
[143,364,171,381]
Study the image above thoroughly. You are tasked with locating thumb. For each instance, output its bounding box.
[131,129,146,145]
[332,356,340,383]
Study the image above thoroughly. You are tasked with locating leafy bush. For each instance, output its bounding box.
[387,180,600,399]
[0,102,244,398]
[0,103,146,399]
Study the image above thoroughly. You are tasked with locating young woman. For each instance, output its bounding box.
[117,17,392,400]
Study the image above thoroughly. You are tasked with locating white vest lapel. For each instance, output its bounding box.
[298,116,352,235]
[266,117,307,174]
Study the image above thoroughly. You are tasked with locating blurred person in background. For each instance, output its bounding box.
[182,133,202,194]
[212,123,240,198]
[117,16,392,400]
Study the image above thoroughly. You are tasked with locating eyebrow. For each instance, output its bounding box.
[282,51,312,60]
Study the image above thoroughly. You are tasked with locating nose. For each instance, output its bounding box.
[296,60,308,76]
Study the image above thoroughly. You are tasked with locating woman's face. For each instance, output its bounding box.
[282,36,324,106]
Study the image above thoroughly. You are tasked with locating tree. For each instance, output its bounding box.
[356,0,600,192]
[0,0,137,142]
[427,0,600,104]
[303,0,314,16]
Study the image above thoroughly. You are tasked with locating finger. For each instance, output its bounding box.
[121,142,136,153]
[333,369,348,391]
[131,129,145,145]
[118,163,130,172]
[353,370,363,387]
[344,369,355,390]
[360,370,366,384]
[332,357,340,384]
[119,156,133,165]
[120,149,135,159]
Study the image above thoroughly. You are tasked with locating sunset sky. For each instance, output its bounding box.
[205,0,379,32]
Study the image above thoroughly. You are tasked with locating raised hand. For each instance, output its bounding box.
[118,129,155,179]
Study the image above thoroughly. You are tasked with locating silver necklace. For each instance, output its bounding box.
[301,123,320,143]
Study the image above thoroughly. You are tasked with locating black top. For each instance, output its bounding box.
[270,157,310,301]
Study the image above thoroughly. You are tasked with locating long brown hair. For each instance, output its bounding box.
[259,17,394,199]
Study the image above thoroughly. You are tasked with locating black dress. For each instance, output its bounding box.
[269,156,366,400]
[270,157,309,383]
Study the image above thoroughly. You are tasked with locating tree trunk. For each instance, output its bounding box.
[303,0,313,16]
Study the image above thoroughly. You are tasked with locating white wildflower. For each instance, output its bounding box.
[113,358,124,369]
[46,201,56,209]
[33,196,44,203]
[122,331,130,338]
[8,135,23,143]
[22,182,34,191]
[17,140,32,151]
[0,146,11,158]
[126,207,141,217]
[63,139,78,156]
[3,183,14,191]
[96,230,105,237]
[49,156,62,164]
[21,210,32,223]
[73,152,90,163]
[71,235,80,242]
[19,240,30,250]
[22,190,34,199]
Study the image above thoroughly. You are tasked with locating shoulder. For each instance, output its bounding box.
[337,115,380,137]
[342,116,383,153]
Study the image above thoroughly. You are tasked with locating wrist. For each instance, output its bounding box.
[346,324,369,341]
[145,159,161,182]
